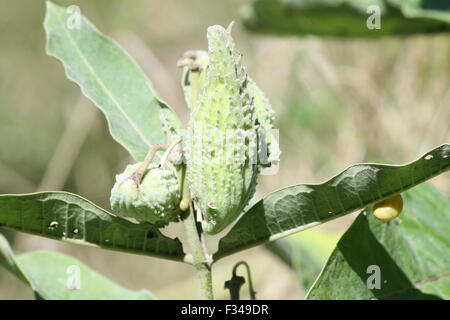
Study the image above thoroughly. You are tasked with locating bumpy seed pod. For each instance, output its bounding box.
[185,23,263,235]
[179,48,280,168]
[372,194,403,222]
[110,162,181,227]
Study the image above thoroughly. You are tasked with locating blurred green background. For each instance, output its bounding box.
[0,0,448,299]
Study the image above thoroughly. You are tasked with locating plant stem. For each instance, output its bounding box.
[177,53,212,299]
[185,209,213,299]
[132,144,166,183]
[183,205,214,299]
[190,71,199,108]
[179,164,213,299]
[158,138,181,169]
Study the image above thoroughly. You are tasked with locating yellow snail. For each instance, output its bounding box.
[372,194,403,222]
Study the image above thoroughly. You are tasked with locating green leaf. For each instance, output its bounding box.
[1,235,155,300]
[242,0,450,38]
[44,1,181,161]
[402,0,450,23]
[0,192,185,261]
[15,250,155,300]
[0,233,34,288]
[307,183,450,299]
[214,144,450,261]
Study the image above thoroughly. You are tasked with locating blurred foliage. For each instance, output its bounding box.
[266,228,340,291]
[0,0,448,299]
[242,0,450,37]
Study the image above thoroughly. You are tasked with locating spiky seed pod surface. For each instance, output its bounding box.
[185,24,261,235]
[372,194,403,222]
[181,49,279,168]
[246,78,280,166]
[110,162,181,227]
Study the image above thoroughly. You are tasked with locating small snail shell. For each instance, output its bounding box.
[373,194,403,222]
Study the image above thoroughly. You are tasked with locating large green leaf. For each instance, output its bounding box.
[307,183,450,299]
[0,233,34,288]
[242,0,450,37]
[1,234,154,299]
[0,192,185,261]
[44,1,181,161]
[214,144,449,261]
[17,251,155,300]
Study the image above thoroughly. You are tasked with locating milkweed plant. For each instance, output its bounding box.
[0,2,449,300]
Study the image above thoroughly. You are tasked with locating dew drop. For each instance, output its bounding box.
[48,221,59,229]
[424,154,433,160]
[207,202,217,209]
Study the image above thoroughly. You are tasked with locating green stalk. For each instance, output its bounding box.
[179,164,213,300]
[183,205,214,300]
[178,59,213,299]
[189,71,199,109]
[132,144,166,183]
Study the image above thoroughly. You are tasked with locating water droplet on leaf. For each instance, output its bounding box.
[48,221,59,229]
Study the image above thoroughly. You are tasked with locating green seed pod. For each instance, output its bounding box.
[185,23,262,235]
[180,45,279,168]
[110,162,181,227]
[372,194,403,222]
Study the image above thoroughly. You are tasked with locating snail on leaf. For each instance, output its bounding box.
[372,194,403,222]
